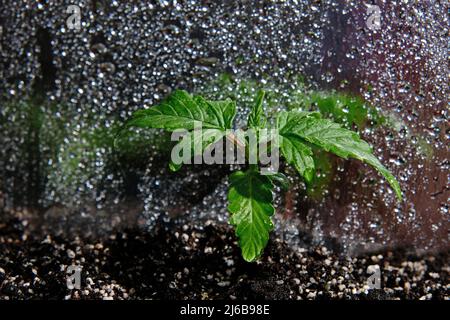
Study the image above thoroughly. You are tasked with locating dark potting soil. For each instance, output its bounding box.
[0,210,447,300]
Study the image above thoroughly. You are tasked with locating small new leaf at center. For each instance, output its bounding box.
[247,90,266,129]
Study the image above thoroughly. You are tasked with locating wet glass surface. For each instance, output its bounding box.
[0,1,448,254]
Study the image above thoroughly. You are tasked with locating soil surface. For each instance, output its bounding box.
[0,210,448,300]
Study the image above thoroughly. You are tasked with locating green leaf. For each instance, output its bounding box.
[277,111,316,182]
[127,90,236,131]
[228,168,275,262]
[279,135,315,183]
[279,112,402,200]
[126,90,236,170]
[169,128,227,171]
[267,172,290,191]
[247,90,266,129]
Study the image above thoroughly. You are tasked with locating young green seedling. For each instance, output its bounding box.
[124,90,402,262]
